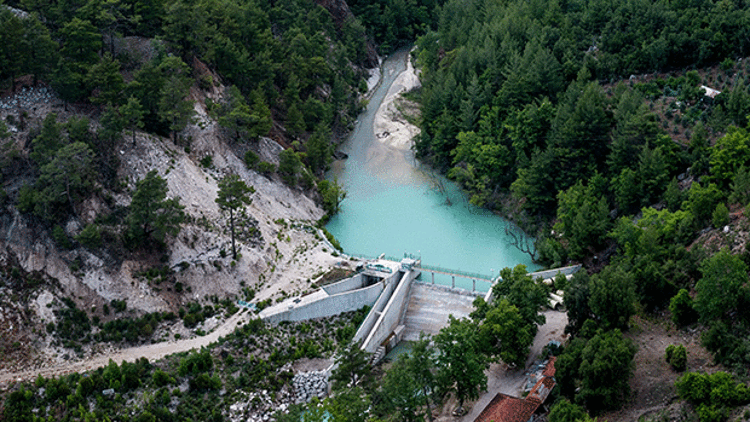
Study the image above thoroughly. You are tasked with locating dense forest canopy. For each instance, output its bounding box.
[414,0,750,219]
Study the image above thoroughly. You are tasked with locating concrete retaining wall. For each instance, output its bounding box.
[352,270,402,345]
[264,282,384,323]
[361,269,420,354]
[322,274,366,295]
[529,265,581,281]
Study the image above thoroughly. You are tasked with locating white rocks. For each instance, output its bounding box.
[292,370,329,404]
[0,86,54,111]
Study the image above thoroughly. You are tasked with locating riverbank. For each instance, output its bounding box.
[373,50,421,150]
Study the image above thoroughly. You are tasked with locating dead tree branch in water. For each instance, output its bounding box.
[505,223,536,261]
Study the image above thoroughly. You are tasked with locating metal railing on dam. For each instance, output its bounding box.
[416,264,494,281]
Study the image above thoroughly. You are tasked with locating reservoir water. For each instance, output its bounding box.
[326,50,538,292]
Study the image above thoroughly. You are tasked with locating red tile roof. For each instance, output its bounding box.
[475,393,540,422]
[475,358,558,422]
[542,357,557,378]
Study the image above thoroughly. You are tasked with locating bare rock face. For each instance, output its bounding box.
[0,85,338,320]
[313,0,379,68]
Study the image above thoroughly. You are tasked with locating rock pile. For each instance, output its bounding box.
[293,371,328,404]
[0,86,54,111]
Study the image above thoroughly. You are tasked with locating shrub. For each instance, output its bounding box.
[111,299,127,313]
[52,225,72,249]
[244,150,260,169]
[712,203,729,228]
[152,369,171,387]
[76,224,102,249]
[670,289,698,327]
[666,344,687,371]
[200,155,213,168]
[257,161,276,175]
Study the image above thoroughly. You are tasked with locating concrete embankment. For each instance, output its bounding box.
[259,273,388,323]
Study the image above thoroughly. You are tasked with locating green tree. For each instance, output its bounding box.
[664,177,683,212]
[120,96,144,145]
[555,180,611,259]
[478,299,535,367]
[59,18,102,70]
[278,149,302,185]
[669,289,698,327]
[127,170,185,246]
[683,182,724,227]
[694,248,749,323]
[306,124,332,175]
[710,126,750,186]
[317,179,346,215]
[381,351,427,422]
[729,166,750,206]
[158,64,194,142]
[36,142,96,220]
[217,86,254,142]
[577,329,637,413]
[21,13,59,86]
[712,203,729,229]
[0,10,25,92]
[30,113,63,166]
[548,399,590,422]
[493,264,548,327]
[87,53,125,105]
[286,102,305,138]
[247,88,272,140]
[588,265,636,330]
[665,344,687,371]
[216,174,255,260]
[324,387,371,422]
[330,342,373,392]
[564,271,593,335]
[76,223,102,249]
[66,116,91,144]
[434,316,487,413]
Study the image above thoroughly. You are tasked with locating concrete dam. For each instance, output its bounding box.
[258,257,580,364]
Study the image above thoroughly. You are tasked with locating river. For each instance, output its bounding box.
[326,50,538,292]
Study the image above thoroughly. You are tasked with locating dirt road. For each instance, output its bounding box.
[0,308,254,387]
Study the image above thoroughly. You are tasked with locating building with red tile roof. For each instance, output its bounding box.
[474,357,557,422]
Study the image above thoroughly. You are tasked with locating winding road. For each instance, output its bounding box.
[0,308,254,387]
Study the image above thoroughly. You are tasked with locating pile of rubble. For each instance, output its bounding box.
[0,86,55,112]
[292,370,329,404]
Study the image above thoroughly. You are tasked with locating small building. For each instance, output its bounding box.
[475,357,557,422]
[701,85,721,99]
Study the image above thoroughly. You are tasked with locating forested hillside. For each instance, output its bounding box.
[404,0,750,420]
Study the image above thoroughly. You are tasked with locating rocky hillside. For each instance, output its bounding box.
[0,76,344,370]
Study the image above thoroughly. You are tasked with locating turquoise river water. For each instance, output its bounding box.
[326,50,538,292]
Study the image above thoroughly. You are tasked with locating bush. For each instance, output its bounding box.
[152,369,171,387]
[666,344,687,371]
[257,161,276,175]
[111,299,127,313]
[676,371,750,422]
[712,203,729,228]
[670,289,698,327]
[52,225,72,249]
[244,150,260,169]
[76,224,102,248]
